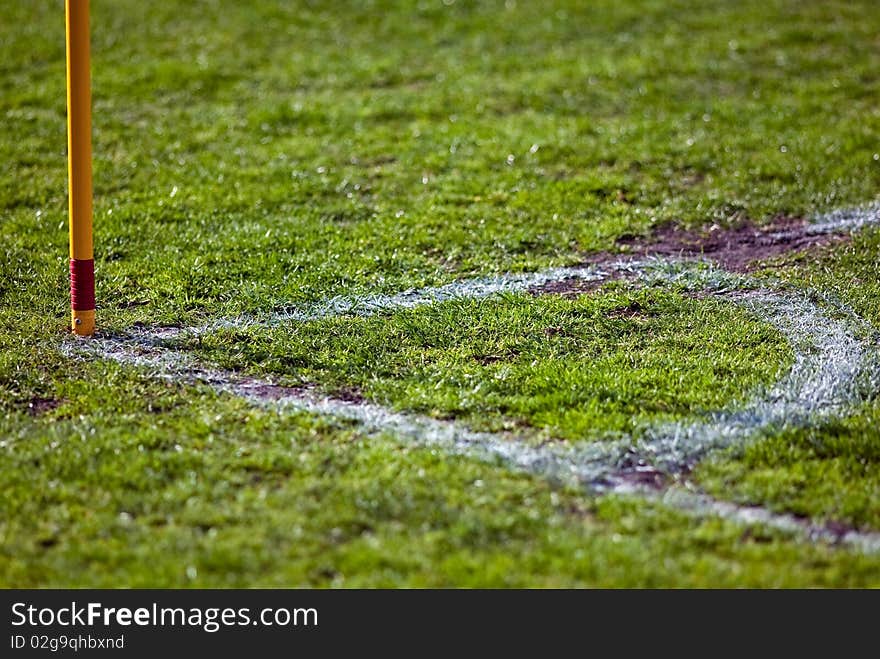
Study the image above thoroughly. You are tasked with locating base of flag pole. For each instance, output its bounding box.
[72,309,95,336]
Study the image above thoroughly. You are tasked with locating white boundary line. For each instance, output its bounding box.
[777,201,880,237]
[65,211,880,553]
[64,203,880,552]
[658,489,880,554]
[123,200,880,342]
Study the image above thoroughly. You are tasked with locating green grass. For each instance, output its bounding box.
[190,287,792,439]
[696,229,880,530]
[2,0,880,586]
[3,373,879,588]
[3,0,880,326]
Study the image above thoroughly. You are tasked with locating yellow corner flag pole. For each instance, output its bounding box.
[66,0,95,336]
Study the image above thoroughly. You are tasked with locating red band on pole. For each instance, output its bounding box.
[70,258,95,310]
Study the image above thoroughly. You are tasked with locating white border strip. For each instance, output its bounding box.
[125,201,880,343]
[66,251,880,553]
[780,201,880,237]
[659,489,880,554]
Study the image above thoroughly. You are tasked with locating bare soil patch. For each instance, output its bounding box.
[617,215,845,273]
[533,216,847,297]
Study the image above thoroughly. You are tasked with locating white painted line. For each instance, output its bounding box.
[630,287,877,474]
[781,200,880,237]
[70,267,876,488]
[61,204,880,553]
[125,261,619,341]
[122,201,880,344]
[658,488,880,555]
[65,249,880,552]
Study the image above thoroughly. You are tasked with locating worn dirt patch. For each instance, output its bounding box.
[333,386,366,404]
[472,354,506,365]
[616,215,845,273]
[611,465,669,490]
[235,379,310,401]
[533,216,848,298]
[606,301,656,321]
[534,273,624,298]
[26,397,63,416]
[235,379,367,406]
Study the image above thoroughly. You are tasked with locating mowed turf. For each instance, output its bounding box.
[696,228,880,530]
[191,287,792,440]
[1,0,880,586]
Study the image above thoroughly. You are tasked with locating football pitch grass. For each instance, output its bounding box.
[2,0,880,586]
